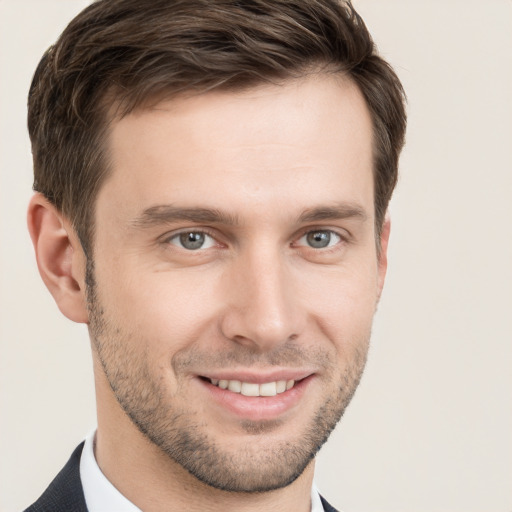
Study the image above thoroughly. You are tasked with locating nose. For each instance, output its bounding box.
[219,246,304,352]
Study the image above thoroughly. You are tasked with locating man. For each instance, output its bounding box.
[24,0,406,510]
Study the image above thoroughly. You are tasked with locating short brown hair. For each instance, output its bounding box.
[28,0,406,255]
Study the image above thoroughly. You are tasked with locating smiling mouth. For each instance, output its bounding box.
[208,378,296,397]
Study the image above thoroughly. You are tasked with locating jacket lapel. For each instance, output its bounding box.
[24,442,88,512]
[320,494,340,512]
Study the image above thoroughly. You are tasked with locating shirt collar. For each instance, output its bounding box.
[80,430,142,512]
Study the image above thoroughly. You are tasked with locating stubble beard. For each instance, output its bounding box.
[85,260,370,493]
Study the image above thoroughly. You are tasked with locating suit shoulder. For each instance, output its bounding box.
[24,442,88,512]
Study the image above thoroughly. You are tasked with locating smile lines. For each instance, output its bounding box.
[210,378,295,397]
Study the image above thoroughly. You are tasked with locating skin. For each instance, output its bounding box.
[28,74,390,512]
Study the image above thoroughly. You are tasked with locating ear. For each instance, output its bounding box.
[27,193,89,323]
[377,214,391,299]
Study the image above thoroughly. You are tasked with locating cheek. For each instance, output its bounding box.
[94,246,379,359]
[97,264,222,348]
[298,265,379,349]
[299,256,379,310]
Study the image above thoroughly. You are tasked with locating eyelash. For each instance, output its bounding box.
[164,227,347,252]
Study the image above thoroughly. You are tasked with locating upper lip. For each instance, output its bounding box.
[198,369,315,384]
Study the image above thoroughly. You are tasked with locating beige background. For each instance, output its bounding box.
[1,1,511,511]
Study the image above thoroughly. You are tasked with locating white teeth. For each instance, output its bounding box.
[259,381,277,396]
[210,378,295,396]
[227,380,242,393]
[241,382,259,396]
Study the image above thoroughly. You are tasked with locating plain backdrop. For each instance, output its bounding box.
[1,1,511,511]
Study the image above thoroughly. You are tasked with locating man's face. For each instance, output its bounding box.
[88,75,387,492]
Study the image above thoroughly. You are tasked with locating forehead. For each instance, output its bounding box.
[99,74,374,222]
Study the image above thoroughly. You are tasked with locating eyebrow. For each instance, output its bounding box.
[131,202,368,229]
[131,205,239,228]
[298,203,368,223]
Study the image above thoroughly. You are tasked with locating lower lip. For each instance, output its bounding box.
[199,376,314,422]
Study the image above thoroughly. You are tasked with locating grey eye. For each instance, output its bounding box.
[307,231,331,248]
[298,230,341,249]
[169,231,216,250]
[180,232,205,250]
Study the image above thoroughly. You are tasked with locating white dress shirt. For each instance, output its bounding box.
[80,430,326,512]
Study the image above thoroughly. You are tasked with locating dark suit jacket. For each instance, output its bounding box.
[24,443,339,511]
[24,443,88,512]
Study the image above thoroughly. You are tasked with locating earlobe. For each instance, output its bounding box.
[377,214,391,299]
[27,193,89,323]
